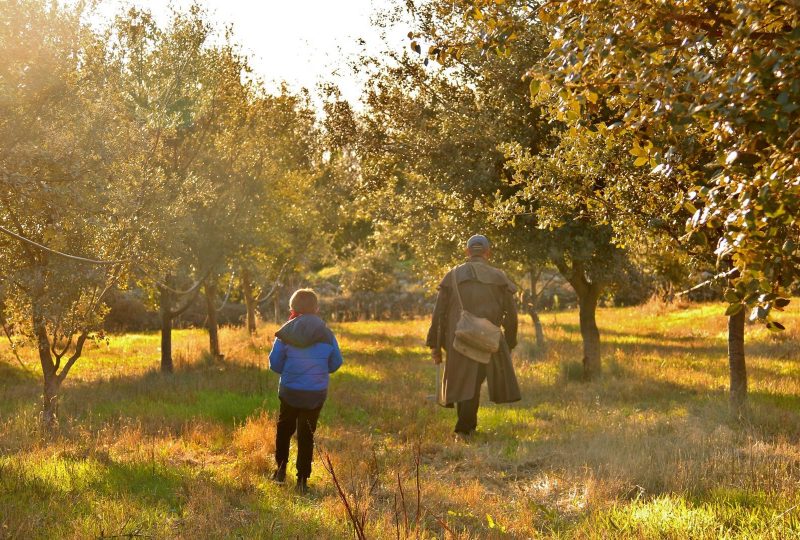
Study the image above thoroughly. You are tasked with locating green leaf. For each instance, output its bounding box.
[693,231,708,247]
[725,303,743,316]
[724,289,740,303]
[529,79,541,98]
[766,321,786,332]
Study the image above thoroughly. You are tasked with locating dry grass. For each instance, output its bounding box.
[1,302,799,538]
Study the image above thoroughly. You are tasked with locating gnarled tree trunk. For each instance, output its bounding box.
[552,257,604,379]
[42,373,60,428]
[528,266,546,350]
[34,314,60,428]
[31,273,61,428]
[158,283,175,373]
[32,297,89,429]
[204,280,221,359]
[728,308,747,417]
[158,275,203,373]
[241,268,257,335]
[578,287,602,379]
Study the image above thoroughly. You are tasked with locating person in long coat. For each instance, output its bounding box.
[426,234,521,436]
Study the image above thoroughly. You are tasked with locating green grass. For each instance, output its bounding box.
[1,301,799,538]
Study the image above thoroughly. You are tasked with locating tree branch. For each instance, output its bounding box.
[256,263,289,305]
[169,286,203,318]
[57,331,89,384]
[676,267,739,297]
[0,225,130,266]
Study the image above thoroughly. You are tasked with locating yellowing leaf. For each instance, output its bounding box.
[529,79,540,98]
[539,80,550,95]
[634,156,648,167]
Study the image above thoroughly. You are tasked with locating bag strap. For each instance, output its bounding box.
[450,266,464,311]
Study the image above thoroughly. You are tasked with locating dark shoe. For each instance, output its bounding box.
[271,465,286,484]
[295,477,309,494]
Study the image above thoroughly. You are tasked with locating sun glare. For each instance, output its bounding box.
[72,0,409,105]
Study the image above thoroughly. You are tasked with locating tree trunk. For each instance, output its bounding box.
[241,269,257,335]
[528,268,546,350]
[31,298,59,428]
[159,284,174,373]
[42,373,60,428]
[33,319,58,428]
[273,293,281,324]
[728,308,747,417]
[577,288,602,379]
[204,280,221,360]
[531,309,545,347]
[553,257,604,380]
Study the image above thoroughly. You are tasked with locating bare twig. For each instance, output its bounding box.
[397,471,408,535]
[320,452,368,540]
[393,493,401,540]
[414,441,421,526]
[421,504,454,536]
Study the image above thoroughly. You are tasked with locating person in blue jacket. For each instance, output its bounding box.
[268,288,343,493]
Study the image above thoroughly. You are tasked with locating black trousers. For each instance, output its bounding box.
[455,363,487,434]
[275,398,322,479]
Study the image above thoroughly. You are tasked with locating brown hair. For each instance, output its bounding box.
[289,288,319,314]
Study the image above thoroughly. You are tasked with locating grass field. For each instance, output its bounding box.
[1,302,800,539]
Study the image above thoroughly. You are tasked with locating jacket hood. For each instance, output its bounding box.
[275,314,334,348]
[441,260,518,293]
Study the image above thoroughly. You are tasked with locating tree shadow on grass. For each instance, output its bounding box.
[1,341,437,446]
[0,453,186,530]
[0,357,282,435]
[1,449,347,539]
[549,322,708,342]
[63,361,281,430]
[0,359,41,417]
[549,321,799,360]
[542,330,729,363]
[0,359,37,382]
[98,458,187,507]
[748,390,800,411]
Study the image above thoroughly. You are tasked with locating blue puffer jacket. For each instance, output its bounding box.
[269,314,343,401]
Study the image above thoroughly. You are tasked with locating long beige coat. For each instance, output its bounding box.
[426,258,521,406]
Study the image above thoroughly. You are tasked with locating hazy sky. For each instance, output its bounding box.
[85,0,411,105]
